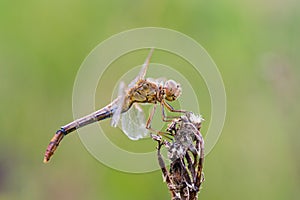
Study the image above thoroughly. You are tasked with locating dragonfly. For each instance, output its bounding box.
[44,48,185,163]
[151,112,205,200]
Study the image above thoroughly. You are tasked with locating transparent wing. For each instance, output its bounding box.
[121,104,149,140]
[111,81,126,127]
[147,77,167,87]
[128,48,154,88]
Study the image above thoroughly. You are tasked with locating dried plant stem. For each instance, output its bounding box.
[152,112,205,200]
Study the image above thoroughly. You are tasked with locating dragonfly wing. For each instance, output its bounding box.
[128,48,154,88]
[155,77,167,85]
[111,81,126,127]
[121,104,149,140]
[138,48,154,79]
[146,77,167,87]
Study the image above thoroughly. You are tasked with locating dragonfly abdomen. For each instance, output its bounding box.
[43,129,65,163]
[43,102,117,163]
[62,105,117,135]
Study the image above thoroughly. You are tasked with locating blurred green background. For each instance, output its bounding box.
[1,1,299,200]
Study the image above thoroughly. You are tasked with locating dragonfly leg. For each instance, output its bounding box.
[151,128,174,140]
[148,129,173,140]
[163,99,187,113]
[146,104,173,140]
[160,100,187,121]
[146,103,157,129]
[160,103,176,122]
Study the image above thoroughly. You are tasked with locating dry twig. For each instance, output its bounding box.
[152,112,205,200]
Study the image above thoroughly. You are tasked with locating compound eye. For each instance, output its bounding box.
[164,80,182,101]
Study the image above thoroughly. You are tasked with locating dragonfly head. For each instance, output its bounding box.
[164,80,182,101]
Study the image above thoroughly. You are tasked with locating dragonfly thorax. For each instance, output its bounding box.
[128,79,160,104]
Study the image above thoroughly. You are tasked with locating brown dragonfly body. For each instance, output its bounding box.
[44,49,184,163]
